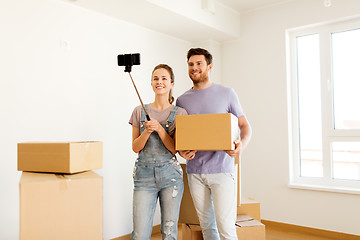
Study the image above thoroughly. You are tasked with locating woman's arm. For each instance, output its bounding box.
[156,125,176,155]
[132,125,151,153]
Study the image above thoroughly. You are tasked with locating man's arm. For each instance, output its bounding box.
[225,115,252,158]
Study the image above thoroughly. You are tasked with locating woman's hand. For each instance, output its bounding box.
[144,119,162,134]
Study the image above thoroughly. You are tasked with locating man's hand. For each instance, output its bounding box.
[225,140,243,158]
[179,150,197,160]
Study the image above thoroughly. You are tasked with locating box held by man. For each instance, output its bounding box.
[175,113,239,151]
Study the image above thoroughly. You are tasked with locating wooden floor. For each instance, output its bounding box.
[263,224,339,240]
[150,223,350,240]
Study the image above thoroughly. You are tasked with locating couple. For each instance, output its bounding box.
[128,48,252,240]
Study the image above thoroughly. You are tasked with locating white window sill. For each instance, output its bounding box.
[288,183,360,195]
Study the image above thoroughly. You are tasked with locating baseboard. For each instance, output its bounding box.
[262,220,360,240]
[111,224,161,240]
[113,220,360,240]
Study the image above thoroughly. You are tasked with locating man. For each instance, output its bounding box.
[176,48,252,240]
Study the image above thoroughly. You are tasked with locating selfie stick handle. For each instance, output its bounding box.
[128,72,151,121]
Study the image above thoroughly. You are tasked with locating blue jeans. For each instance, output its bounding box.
[188,172,237,240]
[131,159,184,240]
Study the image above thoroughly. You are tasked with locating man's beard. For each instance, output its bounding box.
[190,72,208,84]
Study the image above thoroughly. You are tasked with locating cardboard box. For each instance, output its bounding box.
[181,224,203,240]
[237,197,261,222]
[180,215,265,240]
[18,141,102,174]
[19,171,102,240]
[176,113,240,151]
[236,215,265,240]
[179,164,199,224]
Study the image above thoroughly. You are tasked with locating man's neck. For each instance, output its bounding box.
[193,80,213,91]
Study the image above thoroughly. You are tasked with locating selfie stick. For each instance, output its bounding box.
[127,72,151,121]
[118,53,150,121]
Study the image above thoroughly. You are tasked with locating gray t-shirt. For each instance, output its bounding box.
[176,83,244,174]
[129,104,187,138]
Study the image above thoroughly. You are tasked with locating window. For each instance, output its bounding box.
[287,17,360,193]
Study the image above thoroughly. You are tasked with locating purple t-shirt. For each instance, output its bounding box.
[176,83,244,174]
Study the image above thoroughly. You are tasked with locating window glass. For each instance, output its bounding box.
[332,28,360,130]
[332,142,360,181]
[296,34,323,177]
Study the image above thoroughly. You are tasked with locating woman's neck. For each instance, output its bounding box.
[151,95,171,110]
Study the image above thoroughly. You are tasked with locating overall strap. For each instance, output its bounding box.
[167,106,179,124]
[140,104,149,122]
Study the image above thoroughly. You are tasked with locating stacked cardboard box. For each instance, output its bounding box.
[181,215,265,240]
[18,142,103,173]
[235,215,265,240]
[18,141,103,240]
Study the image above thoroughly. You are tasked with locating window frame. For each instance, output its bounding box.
[287,17,360,194]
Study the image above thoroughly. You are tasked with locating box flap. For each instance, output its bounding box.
[236,215,264,227]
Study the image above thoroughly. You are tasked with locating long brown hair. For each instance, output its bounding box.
[152,64,175,104]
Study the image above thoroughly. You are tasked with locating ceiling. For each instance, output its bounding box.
[64,0,294,42]
[217,0,292,13]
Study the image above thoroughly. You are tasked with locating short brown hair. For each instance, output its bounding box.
[187,48,213,65]
[152,64,175,104]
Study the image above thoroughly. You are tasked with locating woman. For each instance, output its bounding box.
[129,64,187,240]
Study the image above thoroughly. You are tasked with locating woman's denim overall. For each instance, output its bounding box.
[131,105,184,240]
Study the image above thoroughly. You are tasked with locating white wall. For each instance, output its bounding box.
[222,0,360,236]
[0,0,192,239]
